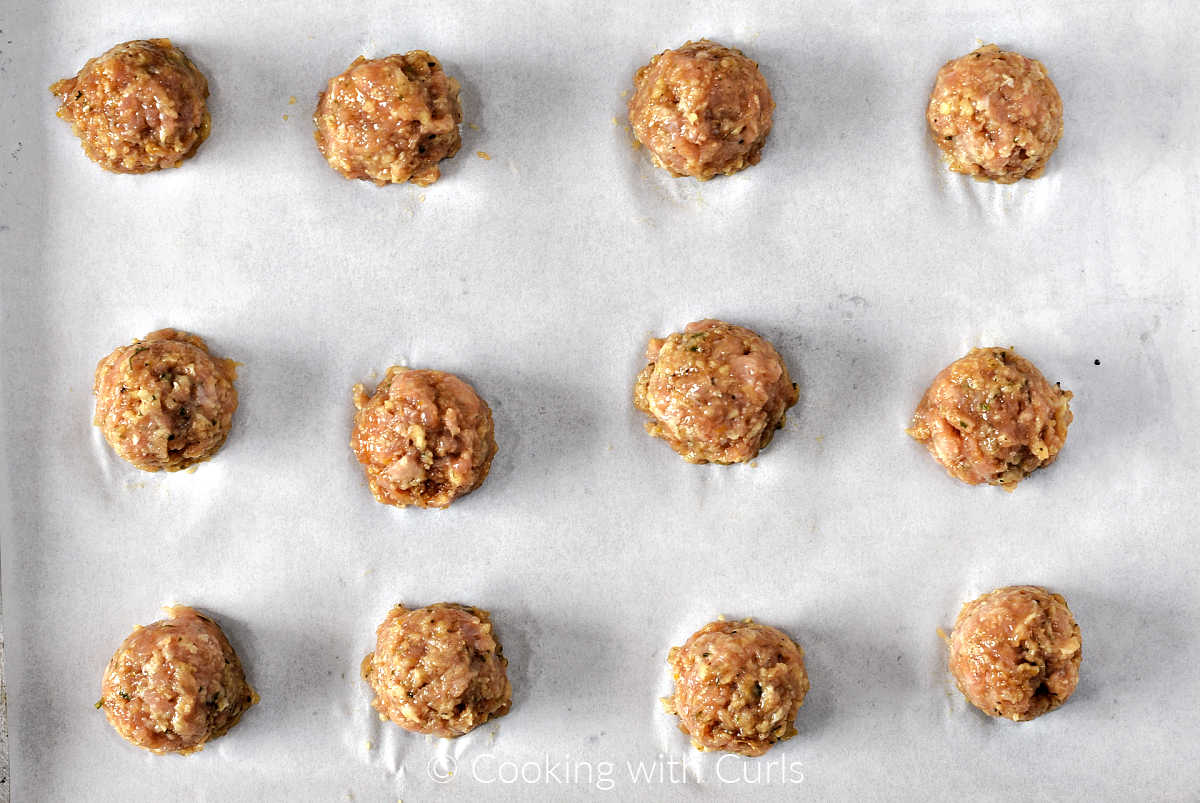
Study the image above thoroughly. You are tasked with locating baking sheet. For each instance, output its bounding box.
[2,0,1199,800]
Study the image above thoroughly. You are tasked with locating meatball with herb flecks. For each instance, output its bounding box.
[50,39,210,173]
[99,606,257,753]
[351,367,497,508]
[663,618,809,756]
[907,346,1072,490]
[314,51,462,186]
[628,40,774,180]
[362,603,512,738]
[927,44,1063,183]
[93,328,238,472]
[948,585,1081,721]
[634,319,797,464]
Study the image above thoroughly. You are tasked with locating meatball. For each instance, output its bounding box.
[93,328,239,472]
[99,606,257,753]
[948,586,1081,721]
[628,40,774,180]
[907,347,1072,490]
[314,52,462,186]
[351,367,498,509]
[663,618,809,756]
[634,319,798,464]
[927,44,1063,183]
[49,39,210,173]
[362,603,512,738]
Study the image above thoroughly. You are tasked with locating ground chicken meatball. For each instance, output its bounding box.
[663,619,809,756]
[948,586,1081,721]
[50,39,210,173]
[93,328,239,472]
[634,319,797,464]
[99,606,257,753]
[314,52,462,186]
[927,44,1063,183]
[362,603,512,738]
[351,367,497,509]
[907,347,1072,490]
[628,40,774,180]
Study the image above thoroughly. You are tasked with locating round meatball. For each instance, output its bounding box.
[314,52,462,186]
[634,319,798,464]
[628,40,774,180]
[927,44,1063,183]
[362,603,512,738]
[664,619,809,756]
[907,347,1072,490]
[93,328,239,472]
[99,606,257,753]
[49,39,210,173]
[351,367,498,508]
[948,586,1081,721]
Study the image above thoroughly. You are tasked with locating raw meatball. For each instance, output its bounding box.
[362,603,512,738]
[634,319,798,464]
[948,586,1081,721]
[99,606,257,753]
[628,40,774,180]
[351,367,498,508]
[93,328,239,472]
[49,39,210,173]
[927,44,1063,183]
[314,52,462,186]
[663,618,809,756]
[908,347,1072,490]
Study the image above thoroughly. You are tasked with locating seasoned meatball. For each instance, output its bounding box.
[362,603,512,738]
[927,44,1063,183]
[663,619,809,756]
[634,319,797,464]
[948,586,1081,721]
[907,347,1072,490]
[93,328,238,472]
[314,52,462,186]
[628,40,774,180]
[99,606,257,753]
[50,39,210,173]
[351,367,498,508]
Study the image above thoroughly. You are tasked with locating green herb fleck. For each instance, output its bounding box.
[128,345,150,370]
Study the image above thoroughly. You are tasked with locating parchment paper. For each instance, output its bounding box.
[2,1,1198,800]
